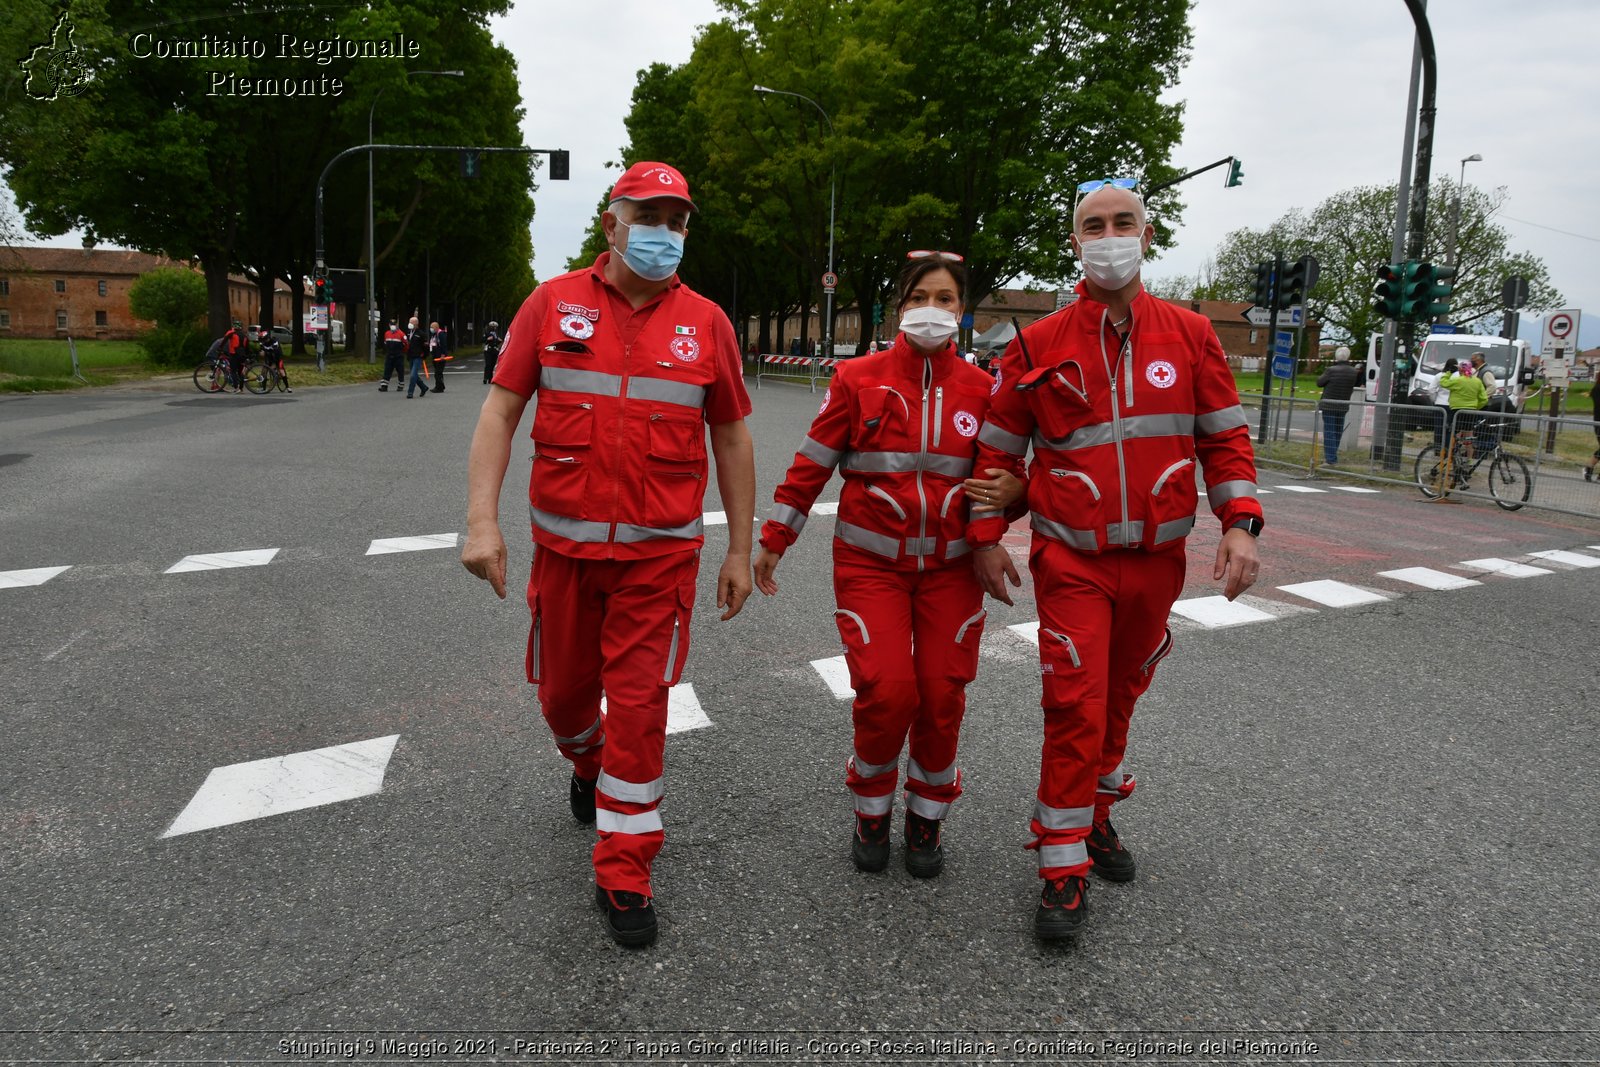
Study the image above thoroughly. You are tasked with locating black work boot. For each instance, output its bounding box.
[1033,875,1088,942]
[594,884,657,947]
[1085,817,1136,882]
[904,811,945,878]
[851,812,890,873]
[569,773,597,825]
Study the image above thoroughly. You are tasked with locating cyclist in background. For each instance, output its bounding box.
[222,321,252,393]
[258,329,292,393]
[1436,358,1489,473]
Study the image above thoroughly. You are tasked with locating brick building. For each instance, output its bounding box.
[0,245,300,340]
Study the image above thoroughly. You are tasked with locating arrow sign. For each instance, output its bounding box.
[1243,305,1304,328]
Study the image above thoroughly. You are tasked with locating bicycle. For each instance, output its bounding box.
[1413,416,1532,511]
[247,356,289,394]
[193,354,232,393]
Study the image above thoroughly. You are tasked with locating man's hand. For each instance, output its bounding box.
[753,547,781,596]
[717,550,753,620]
[461,522,509,599]
[974,545,1021,606]
[1213,527,1261,601]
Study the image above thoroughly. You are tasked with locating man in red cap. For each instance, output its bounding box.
[461,162,755,948]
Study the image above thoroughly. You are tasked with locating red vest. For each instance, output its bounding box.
[525,271,727,560]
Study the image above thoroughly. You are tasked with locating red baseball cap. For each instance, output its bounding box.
[609,161,697,212]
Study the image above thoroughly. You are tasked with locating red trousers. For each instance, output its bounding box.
[526,546,697,896]
[834,548,985,822]
[1027,540,1183,878]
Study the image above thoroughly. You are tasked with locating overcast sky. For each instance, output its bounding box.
[499,0,1600,350]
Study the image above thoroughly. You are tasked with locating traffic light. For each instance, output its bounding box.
[460,150,481,179]
[313,276,328,305]
[872,302,884,325]
[549,149,570,181]
[1421,262,1456,319]
[1226,158,1244,187]
[1398,260,1429,319]
[1373,262,1417,320]
[1278,255,1319,306]
[1253,261,1276,309]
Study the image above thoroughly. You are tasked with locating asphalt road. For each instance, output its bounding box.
[2,366,1597,1065]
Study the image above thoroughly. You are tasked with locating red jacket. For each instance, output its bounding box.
[760,336,1016,571]
[494,254,751,561]
[969,283,1262,553]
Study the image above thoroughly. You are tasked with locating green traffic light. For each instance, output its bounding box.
[1225,159,1244,187]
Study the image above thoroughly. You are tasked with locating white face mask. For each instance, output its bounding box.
[1077,234,1145,290]
[899,306,959,348]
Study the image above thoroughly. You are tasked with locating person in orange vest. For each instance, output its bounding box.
[461,162,756,948]
[970,178,1263,942]
[379,320,408,392]
[754,252,1023,879]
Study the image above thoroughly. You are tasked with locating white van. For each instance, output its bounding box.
[301,314,345,347]
[1364,332,1533,408]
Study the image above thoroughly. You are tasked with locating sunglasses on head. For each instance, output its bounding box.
[1074,177,1142,212]
[906,249,965,263]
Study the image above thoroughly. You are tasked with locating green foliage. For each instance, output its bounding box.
[128,267,207,329]
[1181,182,1563,355]
[590,0,1192,351]
[138,324,209,368]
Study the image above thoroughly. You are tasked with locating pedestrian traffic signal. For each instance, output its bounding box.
[1226,158,1244,187]
[314,276,328,304]
[549,149,570,181]
[460,150,481,179]
[1421,262,1456,319]
[1278,255,1319,306]
[1253,261,1276,309]
[872,302,884,325]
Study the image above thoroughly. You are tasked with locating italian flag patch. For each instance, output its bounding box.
[675,325,696,335]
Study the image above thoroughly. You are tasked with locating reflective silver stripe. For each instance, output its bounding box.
[554,717,602,746]
[595,808,664,835]
[539,367,622,397]
[1151,458,1193,498]
[835,519,900,560]
[615,516,704,542]
[851,753,897,779]
[954,609,986,644]
[627,376,706,409]
[662,618,680,682]
[568,740,603,755]
[1031,515,1098,551]
[1041,628,1081,668]
[1196,405,1248,436]
[1035,802,1094,831]
[944,538,970,560]
[1153,515,1196,544]
[1051,468,1101,500]
[532,506,703,544]
[905,536,938,557]
[842,451,974,478]
[939,484,964,519]
[906,793,953,820]
[1037,842,1089,869]
[769,502,808,533]
[598,771,665,805]
[1140,628,1173,673]
[978,421,1029,456]
[1100,763,1126,788]
[865,484,908,520]
[798,436,843,468]
[531,616,541,682]
[907,758,957,787]
[1207,479,1259,508]
[854,793,894,816]
[923,453,974,478]
[835,609,871,645]
[1037,412,1196,453]
[1106,521,1145,546]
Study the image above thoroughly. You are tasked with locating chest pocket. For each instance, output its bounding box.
[857,386,912,445]
[643,407,707,528]
[531,399,596,517]
[1027,360,1097,445]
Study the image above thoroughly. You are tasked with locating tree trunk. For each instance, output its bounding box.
[202,253,232,339]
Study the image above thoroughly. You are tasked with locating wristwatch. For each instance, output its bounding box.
[1228,516,1264,538]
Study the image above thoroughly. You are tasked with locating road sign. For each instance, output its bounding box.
[821,271,838,289]
[1271,353,1295,380]
[960,312,974,330]
[1542,308,1580,354]
[1274,330,1294,357]
[1429,324,1456,334]
[1243,305,1303,327]
[308,304,329,332]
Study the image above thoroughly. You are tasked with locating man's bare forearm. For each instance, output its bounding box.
[467,393,524,529]
[710,421,756,554]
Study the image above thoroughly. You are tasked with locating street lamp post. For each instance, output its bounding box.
[1438,153,1481,325]
[367,69,463,362]
[754,84,835,393]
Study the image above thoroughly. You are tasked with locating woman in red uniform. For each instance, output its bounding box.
[754,253,1023,877]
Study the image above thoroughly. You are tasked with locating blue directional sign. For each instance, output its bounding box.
[1271,353,1296,380]
[960,312,974,330]
[1430,323,1456,334]
[1274,330,1294,356]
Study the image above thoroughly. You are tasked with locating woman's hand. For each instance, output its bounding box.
[965,467,1024,513]
[753,547,782,596]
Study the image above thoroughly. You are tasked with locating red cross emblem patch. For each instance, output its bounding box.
[1145,359,1178,389]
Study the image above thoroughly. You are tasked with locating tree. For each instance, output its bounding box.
[128,267,206,329]
[1187,182,1563,355]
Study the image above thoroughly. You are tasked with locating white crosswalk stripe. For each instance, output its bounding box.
[597,684,713,734]
[1457,557,1553,578]
[1377,567,1482,591]
[365,534,458,555]
[810,655,855,700]
[1528,549,1600,569]
[1273,485,1327,494]
[165,549,280,574]
[1330,486,1383,494]
[1277,580,1390,607]
[1168,595,1278,628]
[1007,621,1040,646]
[0,565,71,589]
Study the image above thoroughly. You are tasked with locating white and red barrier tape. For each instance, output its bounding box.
[761,355,841,368]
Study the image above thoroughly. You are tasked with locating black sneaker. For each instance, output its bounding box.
[1085,818,1136,882]
[594,884,657,947]
[1033,875,1088,941]
[1586,467,1594,483]
[904,811,944,878]
[569,773,597,824]
[851,813,890,873]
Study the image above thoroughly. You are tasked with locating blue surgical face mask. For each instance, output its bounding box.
[613,218,685,281]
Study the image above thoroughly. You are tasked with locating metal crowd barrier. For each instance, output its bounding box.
[752,354,843,394]
[1241,390,1600,520]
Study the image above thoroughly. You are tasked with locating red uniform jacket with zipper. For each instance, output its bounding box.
[968,283,1262,553]
[760,336,1020,570]
[493,254,751,561]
